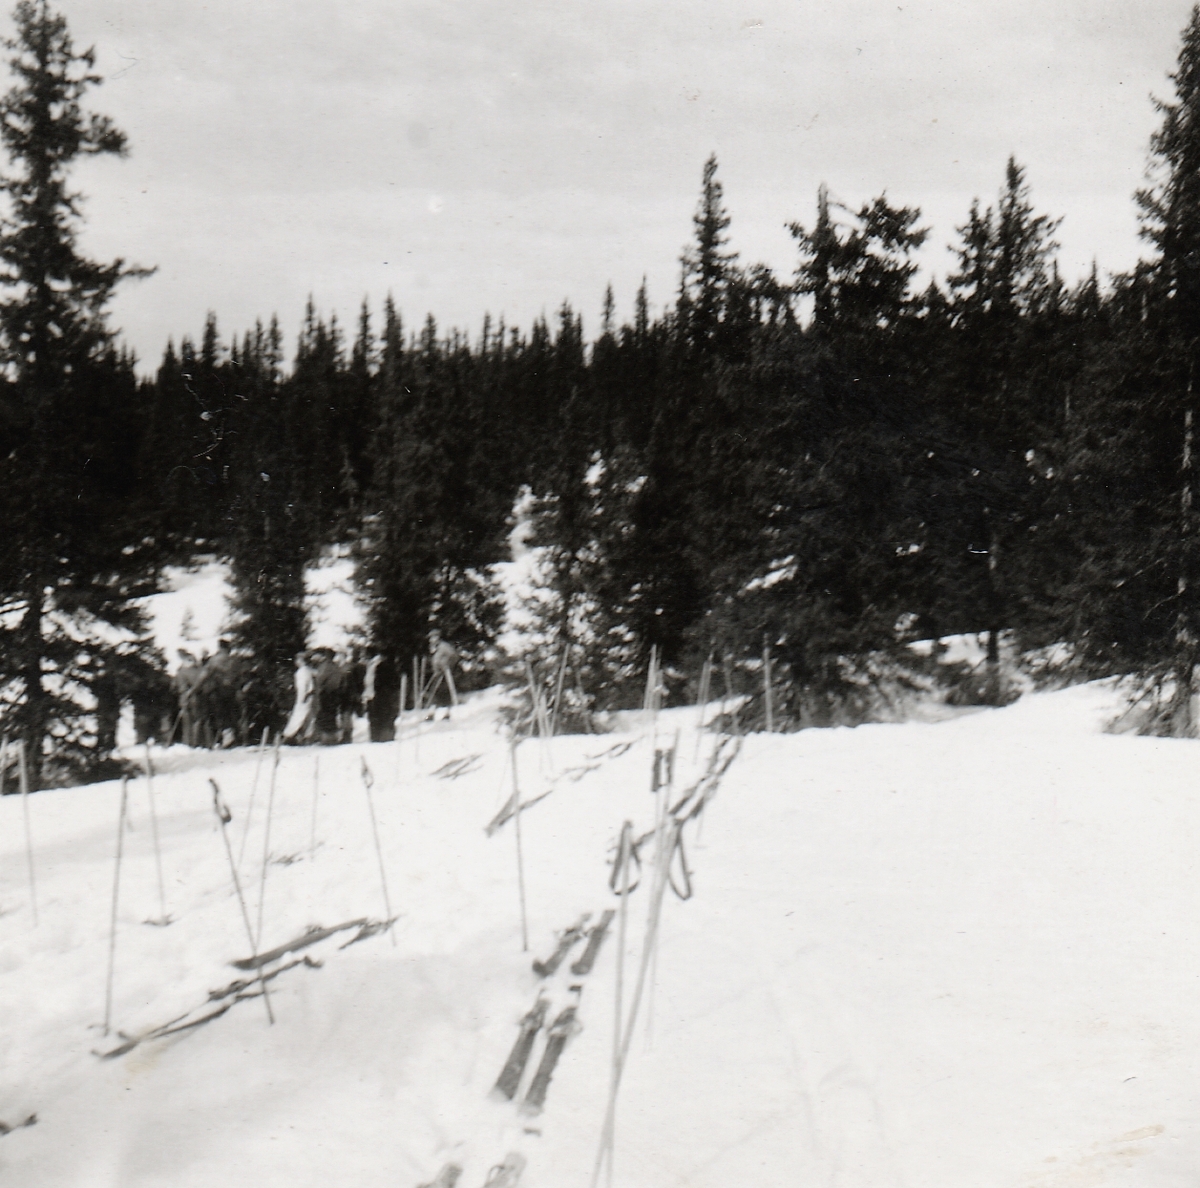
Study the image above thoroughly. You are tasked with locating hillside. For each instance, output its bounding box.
[0,683,1196,1187]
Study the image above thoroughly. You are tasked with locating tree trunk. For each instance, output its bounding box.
[18,574,44,789]
[1174,394,1197,736]
[983,520,1005,704]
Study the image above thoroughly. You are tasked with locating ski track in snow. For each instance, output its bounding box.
[0,682,1198,1186]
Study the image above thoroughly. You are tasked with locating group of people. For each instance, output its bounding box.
[281,648,361,745]
[172,640,248,749]
[166,632,461,750]
[282,632,460,746]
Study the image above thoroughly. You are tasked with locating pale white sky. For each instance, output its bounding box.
[45,1,1195,367]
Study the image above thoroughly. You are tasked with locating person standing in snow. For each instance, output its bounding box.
[311,648,345,744]
[429,631,459,709]
[362,653,382,711]
[283,651,315,743]
[363,652,399,742]
[198,638,242,746]
[173,650,204,747]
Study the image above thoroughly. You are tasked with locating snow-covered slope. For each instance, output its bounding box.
[0,682,1197,1188]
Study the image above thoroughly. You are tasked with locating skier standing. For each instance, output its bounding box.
[311,649,344,745]
[282,651,314,743]
[429,631,459,709]
[173,650,204,747]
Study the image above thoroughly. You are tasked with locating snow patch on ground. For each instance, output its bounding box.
[138,560,233,672]
[306,548,363,653]
[2,681,1198,1186]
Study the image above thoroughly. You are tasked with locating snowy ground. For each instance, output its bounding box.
[1,681,1198,1187]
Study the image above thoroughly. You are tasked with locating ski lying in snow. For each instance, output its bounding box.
[521,987,582,1115]
[93,1011,190,1059]
[432,755,483,780]
[93,1005,230,1059]
[338,917,399,950]
[94,955,325,1058]
[532,914,589,977]
[492,995,549,1100]
[208,955,322,1002]
[0,1114,36,1136]
[570,909,615,975]
[480,1151,526,1187]
[230,918,368,970]
[417,1162,462,1188]
[484,788,552,838]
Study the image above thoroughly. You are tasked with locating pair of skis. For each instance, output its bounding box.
[418,1152,525,1188]
[417,912,616,1187]
[493,986,583,1115]
[531,909,614,979]
[93,916,392,1059]
[492,910,615,1111]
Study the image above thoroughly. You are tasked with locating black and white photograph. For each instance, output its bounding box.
[1,2,1199,1184]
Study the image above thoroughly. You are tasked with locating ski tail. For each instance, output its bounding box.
[521,989,582,1115]
[492,996,549,1100]
[570,909,615,975]
[531,913,590,977]
[481,1151,526,1187]
[417,1162,462,1188]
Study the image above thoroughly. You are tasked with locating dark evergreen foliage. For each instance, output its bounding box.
[0,0,158,783]
[13,2,1200,766]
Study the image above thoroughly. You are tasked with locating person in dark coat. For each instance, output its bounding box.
[173,650,204,747]
[311,648,344,745]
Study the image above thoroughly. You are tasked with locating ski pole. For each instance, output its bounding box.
[646,731,678,1041]
[103,775,129,1035]
[604,820,634,1188]
[144,743,168,924]
[309,752,320,862]
[211,779,273,1024]
[394,673,408,788]
[763,637,774,733]
[549,650,568,736]
[165,698,187,748]
[359,758,396,946]
[511,737,529,952]
[591,818,679,1188]
[238,726,270,867]
[17,740,37,926]
[255,737,281,948]
[693,652,713,762]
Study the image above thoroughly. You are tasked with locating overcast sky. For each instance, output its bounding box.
[43,1,1196,367]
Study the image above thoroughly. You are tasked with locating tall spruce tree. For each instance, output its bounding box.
[0,1,154,783]
[1098,3,1200,731]
[935,159,1061,692]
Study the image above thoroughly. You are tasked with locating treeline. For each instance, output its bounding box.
[8,2,1200,782]
[146,144,1188,741]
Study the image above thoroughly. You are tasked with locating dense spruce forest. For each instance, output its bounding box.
[7,1,1200,781]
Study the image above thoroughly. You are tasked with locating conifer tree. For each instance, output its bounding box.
[356,304,511,727]
[935,159,1061,691]
[1080,4,1200,731]
[680,154,739,351]
[0,1,155,782]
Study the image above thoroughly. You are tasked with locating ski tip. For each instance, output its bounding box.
[485,1151,527,1179]
[416,1161,463,1188]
